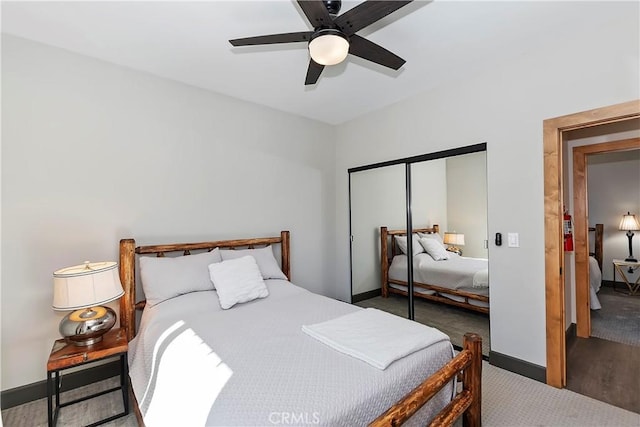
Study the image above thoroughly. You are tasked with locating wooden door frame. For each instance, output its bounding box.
[573,138,640,339]
[543,99,640,388]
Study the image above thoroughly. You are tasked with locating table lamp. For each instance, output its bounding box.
[53,261,124,346]
[443,232,465,255]
[619,212,640,262]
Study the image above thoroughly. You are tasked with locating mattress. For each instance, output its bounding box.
[389,253,489,298]
[129,279,454,426]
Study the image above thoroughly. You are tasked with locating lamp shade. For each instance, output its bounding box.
[443,232,465,246]
[619,212,640,231]
[309,29,349,66]
[53,261,124,311]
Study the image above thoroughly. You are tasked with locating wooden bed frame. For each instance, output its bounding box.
[589,223,603,272]
[381,225,489,315]
[117,231,482,426]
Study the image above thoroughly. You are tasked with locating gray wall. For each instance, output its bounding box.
[334,2,639,367]
[1,35,336,390]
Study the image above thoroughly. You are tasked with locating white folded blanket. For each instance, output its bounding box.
[302,308,450,370]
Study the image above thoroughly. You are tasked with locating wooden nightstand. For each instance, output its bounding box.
[47,328,129,427]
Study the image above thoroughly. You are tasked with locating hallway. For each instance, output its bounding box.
[566,286,640,413]
[566,336,640,413]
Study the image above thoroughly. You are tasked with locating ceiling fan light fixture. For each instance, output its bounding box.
[309,29,349,66]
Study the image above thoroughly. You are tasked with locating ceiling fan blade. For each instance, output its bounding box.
[297,0,333,28]
[335,1,413,36]
[305,59,325,85]
[348,34,405,70]
[229,31,313,46]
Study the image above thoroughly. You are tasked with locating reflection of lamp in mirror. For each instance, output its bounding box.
[53,261,124,346]
[619,212,640,262]
[443,232,465,255]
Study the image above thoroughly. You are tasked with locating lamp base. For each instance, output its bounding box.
[625,257,638,263]
[59,306,116,346]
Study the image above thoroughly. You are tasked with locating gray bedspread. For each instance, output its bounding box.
[129,280,454,426]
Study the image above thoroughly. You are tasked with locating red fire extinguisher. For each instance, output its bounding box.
[564,207,574,252]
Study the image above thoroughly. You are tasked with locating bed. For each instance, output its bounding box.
[381,226,489,314]
[589,224,604,310]
[118,231,482,426]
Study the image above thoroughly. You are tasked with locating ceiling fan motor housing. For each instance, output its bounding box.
[323,0,342,16]
[310,28,349,43]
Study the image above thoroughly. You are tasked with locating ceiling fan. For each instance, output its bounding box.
[229,0,414,85]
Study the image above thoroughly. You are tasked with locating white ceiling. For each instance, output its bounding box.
[1,1,629,124]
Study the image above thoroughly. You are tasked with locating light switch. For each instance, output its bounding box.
[508,233,519,247]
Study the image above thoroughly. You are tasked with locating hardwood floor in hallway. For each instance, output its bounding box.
[566,336,640,414]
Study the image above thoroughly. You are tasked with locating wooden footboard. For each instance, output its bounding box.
[380,226,489,314]
[370,333,482,427]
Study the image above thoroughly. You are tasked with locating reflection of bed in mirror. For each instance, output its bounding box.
[380,225,489,314]
[589,224,604,310]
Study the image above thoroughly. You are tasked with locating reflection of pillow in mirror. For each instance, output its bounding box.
[394,235,424,256]
[418,232,445,247]
[419,238,450,261]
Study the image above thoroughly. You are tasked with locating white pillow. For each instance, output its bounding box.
[220,246,287,280]
[419,238,451,261]
[394,234,425,257]
[208,256,269,309]
[140,249,221,307]
[418,232,445,247]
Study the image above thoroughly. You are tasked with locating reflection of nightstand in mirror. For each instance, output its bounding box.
[612,259,640,296]
[446,247,462,256]
[443,232,464,256]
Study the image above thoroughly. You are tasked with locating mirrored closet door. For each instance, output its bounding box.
[350,163,409,318]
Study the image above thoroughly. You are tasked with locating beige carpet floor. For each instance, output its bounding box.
[4,363,639,426]
[591,285,640,347]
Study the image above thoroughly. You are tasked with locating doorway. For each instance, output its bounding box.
[543,100,640,388]
[572,137,640,338]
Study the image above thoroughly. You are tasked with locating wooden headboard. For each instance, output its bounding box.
[118,231,290,341]
[589,223,603,272]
